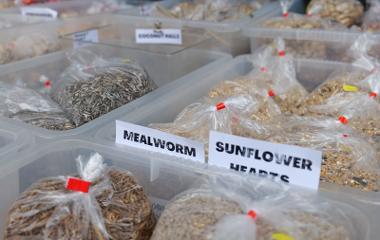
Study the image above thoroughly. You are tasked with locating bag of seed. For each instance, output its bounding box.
[260,1,347,60]
[51,48,156,127]
[154,0,260,22]
[208,45,274,99]
[151,175,359,240]
[150,95,280,159]
[4,152,156,240]
[9,32,61,62]
[267,116,380,192]
[0,83,74,130]
[362,0,380,32]
[307,0,364,27]
[209,39,307,115]
[302,35,379,108]
[307,92,380,142]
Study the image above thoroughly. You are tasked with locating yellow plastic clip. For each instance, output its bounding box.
[272,232,294,240]
[342,84,359,92]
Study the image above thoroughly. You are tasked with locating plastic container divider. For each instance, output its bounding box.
[0,139,377,238]
[94,55,380,203]
[242,17,376,62]
[115,2,281,56]
[1,0,133,19]
[0,42,231,138]
[62,14,233,55]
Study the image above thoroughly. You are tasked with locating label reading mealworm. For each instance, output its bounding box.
[135,29,182,45]
[115,120,204,162]
[73,29,99,48]
[21,7,58,19]
[208,131,322,190]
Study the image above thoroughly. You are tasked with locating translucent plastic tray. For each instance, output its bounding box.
[0,42,230,138]
[116,1,281,56]
[122,0,280,23]
[0,139,377,239]
[0,20,65,65]
[242,17,373,62]
[0,13,52,29]
[94,55,380,200]
[62,14,235,55]
[118,0,304,54]
[3,0,133,19]
[0,14,123,64]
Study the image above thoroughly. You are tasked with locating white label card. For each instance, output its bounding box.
[115,120,205,162]
[135,28,182,45]
[21,7,58,19]
[73,29,99,48]
[208,131,322,190]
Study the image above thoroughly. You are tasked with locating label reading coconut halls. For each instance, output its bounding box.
[73,29,99,48]
[135,29,182,45]
[116,120,205,162]
[21,7,58,19]
[209,131,322,190]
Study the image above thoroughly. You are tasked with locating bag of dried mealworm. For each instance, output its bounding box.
[307,0,363,27]
[4,153,156,240]
[0,83,74,130]
[151,175,360,240]
[150,95,280,159]
[51,48,156,127]
[267,116,380,192]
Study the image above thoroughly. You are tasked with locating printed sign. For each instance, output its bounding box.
[208,131,322,190]
[21,7,58,18]
[135,28,182,45]
[73,29,99,48]
[115,120,205,162]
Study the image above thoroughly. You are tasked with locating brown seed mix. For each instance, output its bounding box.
[4,168,156,240]
[151,192,352,240]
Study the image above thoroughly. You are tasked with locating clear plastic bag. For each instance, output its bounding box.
[151,175,358,240]
[261,2,347,60]
[154,0,261,22]
[51,48,156,127]
[0,83,74,130]
[4,152,156,240]
[267,116,380,192]
[150,94,279,159]
[307,92,380,141]
[307,0,364,27]
[9,32,61,62]
[209,40,307,115]
[302,35,378,107]
[362,0,380,32]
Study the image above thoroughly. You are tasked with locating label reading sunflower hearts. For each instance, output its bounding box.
[208,131,322,190]
[115,120,205,162]
[135,29,182,45]
[21,7,58,19]
[73,29,99,48]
